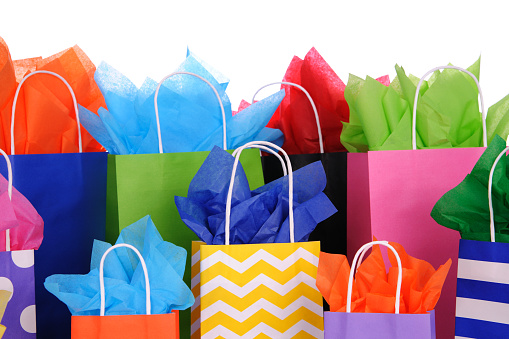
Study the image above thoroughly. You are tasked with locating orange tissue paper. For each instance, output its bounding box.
[316,240,451,314]
[0,36,105,154]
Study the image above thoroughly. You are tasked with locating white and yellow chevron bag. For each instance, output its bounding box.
[198,141,324,338]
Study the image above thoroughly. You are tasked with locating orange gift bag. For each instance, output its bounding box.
[71,244,178,339]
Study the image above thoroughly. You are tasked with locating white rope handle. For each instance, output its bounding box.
[488,137,509,242]
[11,70,82,154]
[154,72,227,153]
[232,145,287,177]
[0,149,12,251]
[347,241,403,314]
[412,65,487,150]
[252,82,324,153]
[99,243,151,316]
[226,141,294,244]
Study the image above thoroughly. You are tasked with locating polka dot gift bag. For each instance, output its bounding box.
[0,149,44,338]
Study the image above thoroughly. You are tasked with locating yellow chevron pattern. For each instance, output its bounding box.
[200,241,323,338]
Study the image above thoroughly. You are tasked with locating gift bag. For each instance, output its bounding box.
[0,149,43,338]
[256,82,347,256]
[456,237,509,338]
[105,71,265,338]
[324,240,436,338]
[199,141,324,338]
[431,137,509,337]
[0,289,13,338]
[0,71,107,339]
[346,65,487,339]
[71,243,178,339]
[188,144,299,339]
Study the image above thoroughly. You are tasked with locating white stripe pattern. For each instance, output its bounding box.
[456,297,509,325]
[191,294,201,312]
[202,320,324,339]
[191,274,200,288]
[201,296,323,322]
[192,251,200,265]
[200,272,319,297]
[191,247,201,337]
[455,336,475,339]
[200,248,319,273]
[458,259,509,284]
[191,319,200,336]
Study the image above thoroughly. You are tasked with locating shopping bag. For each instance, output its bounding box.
[0,71,107,339]
[0,149,43,338]
[455,240,509,337]
[346,65,487,339]
[105,71,265,338]
[0,289,12,338]
[255,82,347,255]
[199,141,324,338]
[186,141,333,337]
[323,240,436,338]
[71,243,178,339]
[431,136,509,337]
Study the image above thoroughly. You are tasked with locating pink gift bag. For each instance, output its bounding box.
[346,66,486,339]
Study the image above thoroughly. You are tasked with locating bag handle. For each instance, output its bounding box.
[99,243,151,316]
[347,240,403,314]
[11,70,82,155]
[488,137,509,242]
[252,82,324,153]
[226,141,294,244]
[154,72,227,153]
[412,65,487,150]
[0,149,13,251]
[232,145,287,177]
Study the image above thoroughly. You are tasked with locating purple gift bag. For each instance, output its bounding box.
[324,241,436,339]
[324,310,436,339]
[0,250,36,337]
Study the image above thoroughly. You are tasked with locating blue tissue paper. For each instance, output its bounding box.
[44,215,195,316]
[79,52,284,154]
[175,146,337,245]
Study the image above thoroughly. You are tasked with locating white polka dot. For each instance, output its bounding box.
[20,305,36,333]
[11,250,34,268]
[0,277,13,301]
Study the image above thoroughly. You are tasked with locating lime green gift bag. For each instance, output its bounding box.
[105,72,265,338]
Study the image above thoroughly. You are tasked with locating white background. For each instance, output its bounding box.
[1,0,507,109]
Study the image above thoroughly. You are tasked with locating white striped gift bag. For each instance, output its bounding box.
[454,140,509,338]
[455,240,509,338]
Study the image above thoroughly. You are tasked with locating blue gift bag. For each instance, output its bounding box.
[455,239,509,338]
[1,152,107,338]
[0,70,108,339]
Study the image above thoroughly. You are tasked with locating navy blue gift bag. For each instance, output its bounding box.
[0,71,108,339]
